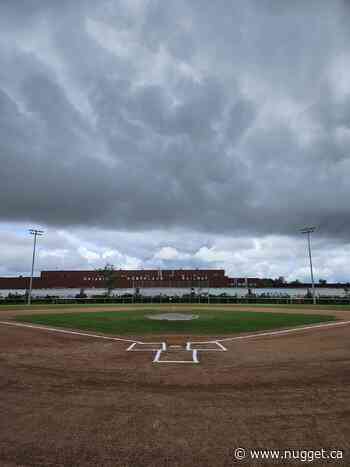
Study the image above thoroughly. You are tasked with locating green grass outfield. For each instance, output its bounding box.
[14,308,336,335]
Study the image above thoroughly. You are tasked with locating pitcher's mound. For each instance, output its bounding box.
[146,313,199,321]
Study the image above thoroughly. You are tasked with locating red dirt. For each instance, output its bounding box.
[0,306,349,466]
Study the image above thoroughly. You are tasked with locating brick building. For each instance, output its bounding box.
[0,269,231,289]
[1,269,338,290]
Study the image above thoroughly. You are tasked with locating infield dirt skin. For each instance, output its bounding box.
[0,305,349,466]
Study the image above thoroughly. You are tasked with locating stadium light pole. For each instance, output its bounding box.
[28,229,44,305]
[300,226,316,305]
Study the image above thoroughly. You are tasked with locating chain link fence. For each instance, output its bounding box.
[1,295,350,305]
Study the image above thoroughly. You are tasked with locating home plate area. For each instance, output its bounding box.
[127,340,227,364]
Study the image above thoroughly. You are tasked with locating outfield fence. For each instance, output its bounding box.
[1,296,350,305]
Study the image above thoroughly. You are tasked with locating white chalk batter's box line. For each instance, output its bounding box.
[153,349,199,364]
[151,341,226,364]
[127,341,201,363]
[127,342,167,351]
[127,341,227,352]
[186,341,227,351]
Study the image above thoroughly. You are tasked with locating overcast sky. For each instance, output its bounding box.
[1,0,350,281]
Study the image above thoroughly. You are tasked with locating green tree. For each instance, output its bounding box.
[97,263,116,296]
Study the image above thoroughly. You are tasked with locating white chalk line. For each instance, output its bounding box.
[190,320,350,345]
[153,349,199,364]
[2,319,348,347]
[186,341,227,352]
[2,319,349,365]
[127,342,167,351]
[0,320,148,345]
[216,341,227,350]
[126,342,137,351]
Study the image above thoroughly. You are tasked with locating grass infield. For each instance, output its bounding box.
[14,309,336,335]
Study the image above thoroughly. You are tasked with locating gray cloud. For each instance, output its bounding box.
[0,0,350,278]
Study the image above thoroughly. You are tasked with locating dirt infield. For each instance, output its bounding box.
[0,306,350,466]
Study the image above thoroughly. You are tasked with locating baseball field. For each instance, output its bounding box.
[0,303,349,466]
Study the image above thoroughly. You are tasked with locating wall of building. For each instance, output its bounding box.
[0,269,347,290]
[0,269,230,289]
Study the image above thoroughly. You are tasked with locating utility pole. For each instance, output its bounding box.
[28,229,44,305]
[301,226,316,304]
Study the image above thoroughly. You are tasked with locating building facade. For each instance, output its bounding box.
[0,269,230,289]
[0,269,345,290]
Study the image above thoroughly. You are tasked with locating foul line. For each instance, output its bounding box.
[190,320,350,345]
[0,320,142,344]
[1,320,349,352]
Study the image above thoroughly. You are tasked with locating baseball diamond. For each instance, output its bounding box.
[0,303,349,466]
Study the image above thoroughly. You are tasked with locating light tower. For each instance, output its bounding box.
[300,226,316,305]
[28,229,44,305]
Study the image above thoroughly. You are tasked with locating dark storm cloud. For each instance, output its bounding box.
[1,0,350,238]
